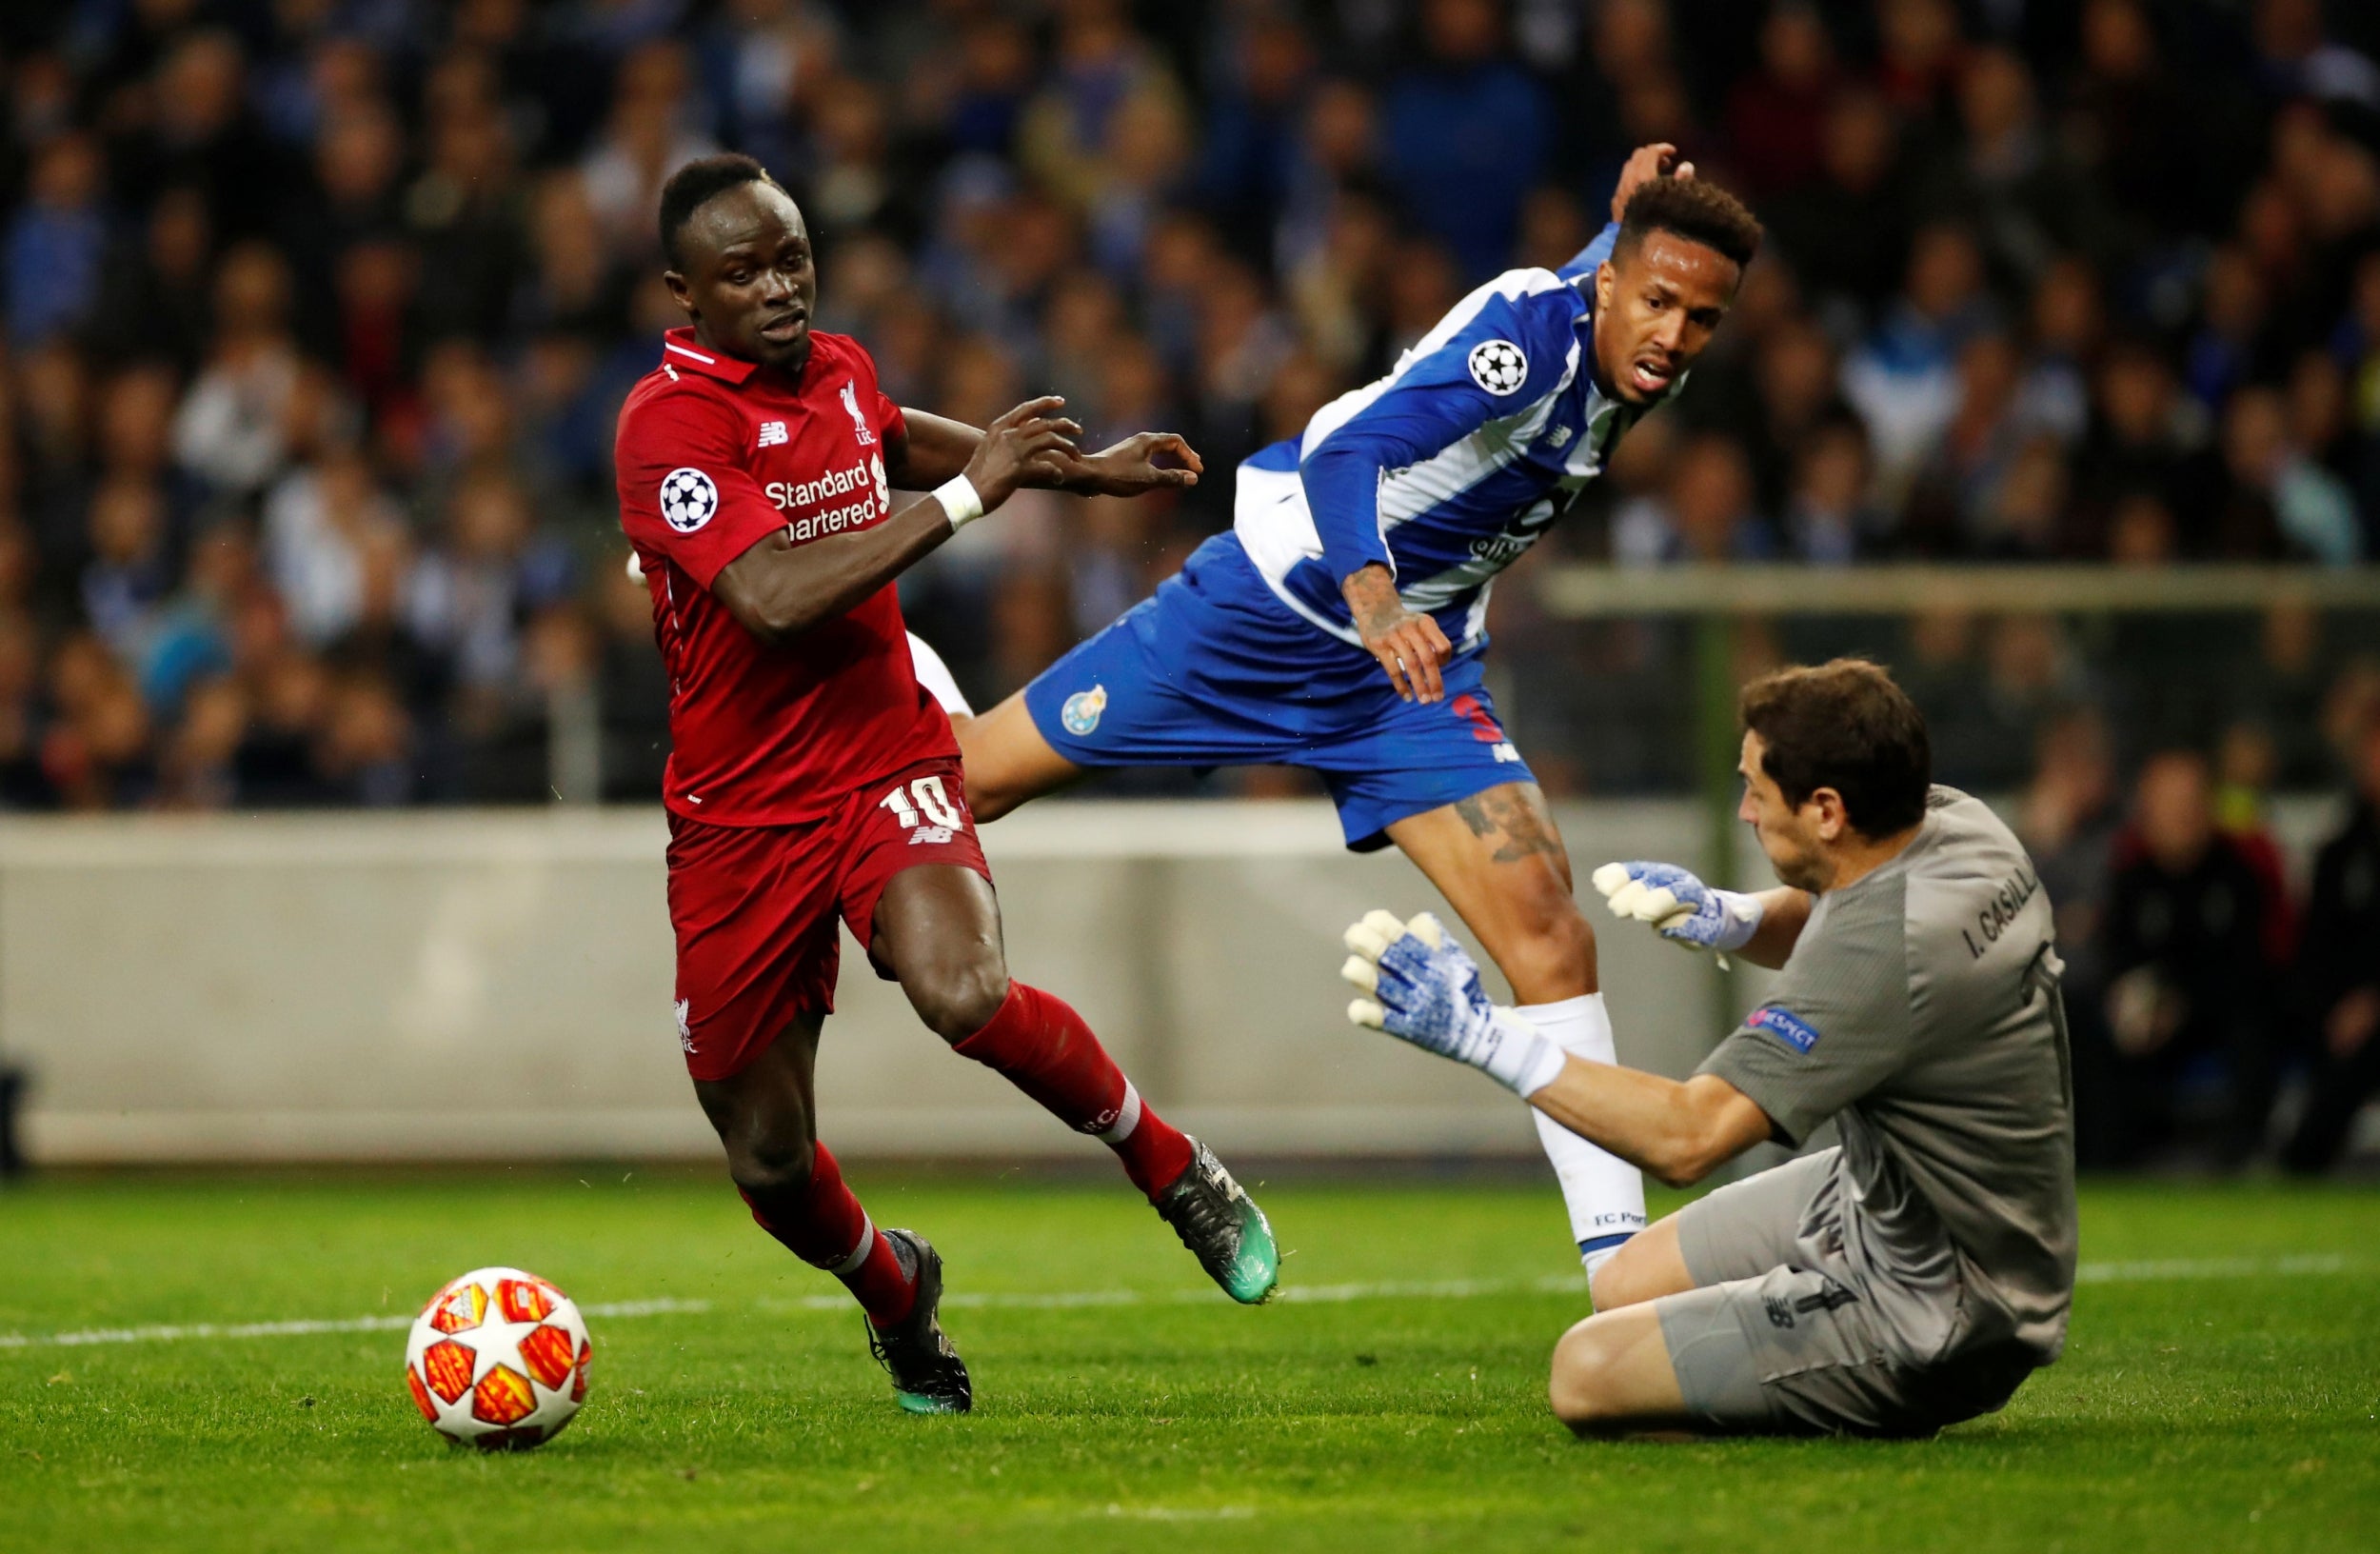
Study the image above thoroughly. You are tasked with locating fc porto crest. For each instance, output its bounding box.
[1061,684,1108,736]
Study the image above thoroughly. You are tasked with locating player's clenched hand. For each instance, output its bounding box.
[1611,143,1695,222]
[1340,910,1563,1096]
[1343,564,1452,703]
[1590,861,1762,954]
[1037,431,1205,496]
[964,395,1083,508]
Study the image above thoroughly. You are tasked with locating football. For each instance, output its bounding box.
[403,1266,592,1450]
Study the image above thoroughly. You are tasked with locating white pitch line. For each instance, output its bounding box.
[0,1256,2352,1353]
[0,1298,713,1352]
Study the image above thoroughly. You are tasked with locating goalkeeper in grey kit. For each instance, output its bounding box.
[1343,659,2077,1437]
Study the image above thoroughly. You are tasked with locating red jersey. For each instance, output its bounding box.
[615,327,956,826]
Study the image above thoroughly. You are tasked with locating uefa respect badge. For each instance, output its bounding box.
[1061,685,1107,736]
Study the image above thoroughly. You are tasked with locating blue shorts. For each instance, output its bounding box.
[1021,534,1536,850]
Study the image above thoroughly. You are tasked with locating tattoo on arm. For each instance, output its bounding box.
[1453,787,1568,867]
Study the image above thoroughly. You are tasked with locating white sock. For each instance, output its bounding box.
[905,630,974,717]
[1517,994,1645,1278]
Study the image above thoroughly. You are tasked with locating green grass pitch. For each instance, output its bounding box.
[1,1170,2373,1552]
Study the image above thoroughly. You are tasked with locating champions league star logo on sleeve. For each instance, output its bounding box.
[659,468,720,532]
[1467,339,1528,395]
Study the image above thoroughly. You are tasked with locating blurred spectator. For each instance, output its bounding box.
[2212,385,2358,562]
[2014,257,2102,448]
[1904,331,2028,552]
[1196,12,1315,263]
[7,132,109,345]
[1615,433,1774,565]
[1765,89,1911,326]
[2071,336,2205,554]
[1721,4,1837,201]
[1843,224,1995,500]
[1873,0,1967,124]
[1779,418,1877,563]
[87,183,214,373]
[120,30,287,241]
[2098,750,2282,1166]
[2280,715,2380,1172]
[2252,0,2380,112]
[1018,0,1190,272]
[2021,707,2123,1165]
[1381,0,1553,282]
[2064,0,2219,244]
[170,242,304,496]
[1919,49,2105,296]
[80,475,172,661]
[263,446,406,648]
[583,40,718,261]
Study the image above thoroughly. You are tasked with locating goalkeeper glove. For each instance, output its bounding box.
[1590,861,1762,956]
[1340,910,1565,1097]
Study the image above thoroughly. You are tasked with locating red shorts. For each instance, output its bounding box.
[665,757,991,1081]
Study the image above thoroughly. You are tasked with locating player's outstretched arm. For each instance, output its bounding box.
[1037,430,1204,496]
[890,408,1202,498]
[714,397,1075,646]
[1590,862,1811,970]
[1340,910,1770,1185]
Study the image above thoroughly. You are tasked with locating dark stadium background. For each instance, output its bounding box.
[2,0,2379,1174]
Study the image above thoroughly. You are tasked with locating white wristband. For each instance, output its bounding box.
[933,474,983,530]
[1480,1009,1568,1098]
[1711,889,1765,953]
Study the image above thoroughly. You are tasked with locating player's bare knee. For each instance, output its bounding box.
[1503,896,1597,1005]
[1547,1322,1628,1433]
[727,1127,816,1202]
[910,956,1012,1044]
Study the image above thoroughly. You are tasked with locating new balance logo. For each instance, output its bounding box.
[909,826,955,846]
[757,420,788,448]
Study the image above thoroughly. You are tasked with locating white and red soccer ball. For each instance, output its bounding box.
[404,1266,590,1449]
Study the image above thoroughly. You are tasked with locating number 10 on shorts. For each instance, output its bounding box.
[879,774,966,832]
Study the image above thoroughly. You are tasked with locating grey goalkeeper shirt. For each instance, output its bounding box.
[1699,786,2078,1369]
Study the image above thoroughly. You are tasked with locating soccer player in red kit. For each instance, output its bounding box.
[615,155,1279,1415]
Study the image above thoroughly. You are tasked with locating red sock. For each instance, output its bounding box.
[739,1141,917,1326]
[953,981,1196,1200]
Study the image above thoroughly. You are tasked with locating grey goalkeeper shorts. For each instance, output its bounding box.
[1653,1151,2035,1438]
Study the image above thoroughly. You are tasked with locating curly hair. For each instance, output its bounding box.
[1617,176,1764,270]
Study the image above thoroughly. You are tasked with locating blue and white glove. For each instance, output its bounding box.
[1590,861,1762,956]
[1341,911,1566,1097]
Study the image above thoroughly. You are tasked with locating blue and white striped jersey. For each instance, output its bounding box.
[1232,223,1668,650]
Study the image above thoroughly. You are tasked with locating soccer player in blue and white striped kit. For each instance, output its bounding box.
[953,149,1762,1285]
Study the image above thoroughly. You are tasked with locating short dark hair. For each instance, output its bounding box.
[1616,177,1764,270]
[659,153,781,270]
[1739,659,1930,837]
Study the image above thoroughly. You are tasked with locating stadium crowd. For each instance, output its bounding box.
[2,3,2380,1157]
